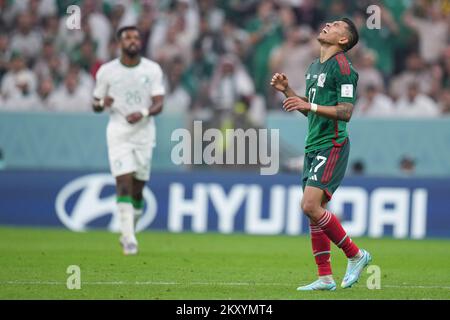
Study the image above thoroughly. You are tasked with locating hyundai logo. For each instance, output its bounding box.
[55,174,157,232]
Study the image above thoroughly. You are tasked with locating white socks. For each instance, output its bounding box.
[117,202,137,244]
[319,275,334,283]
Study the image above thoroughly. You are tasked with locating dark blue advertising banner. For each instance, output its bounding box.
[0,171,449,239]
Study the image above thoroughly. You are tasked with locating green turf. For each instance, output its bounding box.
[0,226,449,300]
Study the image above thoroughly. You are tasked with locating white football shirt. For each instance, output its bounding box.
[93,58,165,146]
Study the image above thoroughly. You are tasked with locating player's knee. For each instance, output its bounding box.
[301,199,320,217]
[117,183,132,196]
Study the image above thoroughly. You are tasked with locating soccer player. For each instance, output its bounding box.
[92,26,165,255]
[271,18,371,290]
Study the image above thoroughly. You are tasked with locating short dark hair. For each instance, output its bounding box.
[116,25,141,40]
[339,18,359,52]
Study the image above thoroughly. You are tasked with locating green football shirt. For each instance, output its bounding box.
[304,52,358,153]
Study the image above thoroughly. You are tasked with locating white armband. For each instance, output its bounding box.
[310,103,318,113]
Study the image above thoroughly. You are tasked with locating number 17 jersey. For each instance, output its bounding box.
[304,52,358,153]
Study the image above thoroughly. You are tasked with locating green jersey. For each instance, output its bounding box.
[304,52,358,153]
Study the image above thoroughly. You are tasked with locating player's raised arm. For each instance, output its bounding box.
[270,72,308,116]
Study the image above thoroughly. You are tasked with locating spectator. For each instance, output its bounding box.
[136,7,157,57]
[35,77,55,111]
[197,0,225,33]
[0,33,11,81]
[210,54,255,111]
[210,54,265,126]
[66,63,94,93]
[404,3,449,64]
[291,0,325,30]
[220,20,250,59]
[153,19,192,68]
[182,40,214,110]
[357,4,399,76]
[41,15,60,40]
[10,12,43,63]
[33,39,68,82]
[390,53,433,100]
[351,160,365,176]
[355,49,384,96]
[395,82,440,118]
[1,53,37,100]
[48,72,91,112]
[1,71,40,112]
[14,0,57,19]
[151,0,199,63]
[270,25,317,99]
[399,155,416,176]
[73,39,103,78]
[355,85,395,118]
[56,15,85,57]
[82,0,113,62]
[245,0,283,96]
[163,57,191,114]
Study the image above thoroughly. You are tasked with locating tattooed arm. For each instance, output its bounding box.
[334,102,354,122]
[282,99,354,122]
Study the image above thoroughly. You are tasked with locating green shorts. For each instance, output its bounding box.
[302,138,350,201]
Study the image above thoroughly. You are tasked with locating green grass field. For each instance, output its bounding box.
[0,226,449,300]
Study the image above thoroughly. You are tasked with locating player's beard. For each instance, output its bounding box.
[123,45,141,58]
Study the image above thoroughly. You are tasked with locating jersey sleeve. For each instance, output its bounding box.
[150,64,165,97]
[93,65,108,99]
[334,61,358,105]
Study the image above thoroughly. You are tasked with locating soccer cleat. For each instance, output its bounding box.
[120,236,138,256]
[297,279,337,291]
[341,249,372,288]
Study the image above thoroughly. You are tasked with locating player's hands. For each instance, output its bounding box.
[103,96,114,107]
[126,112,143,124]
[283,96,311,113]
[270,73,289,92]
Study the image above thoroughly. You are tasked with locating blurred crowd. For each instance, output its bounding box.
[0,0,449,124]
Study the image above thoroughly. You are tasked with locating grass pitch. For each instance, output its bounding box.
[0,226,449,300]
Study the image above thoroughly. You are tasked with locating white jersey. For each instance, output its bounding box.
[93,58,165,147]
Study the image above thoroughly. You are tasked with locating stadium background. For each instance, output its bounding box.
[0,0,449,300]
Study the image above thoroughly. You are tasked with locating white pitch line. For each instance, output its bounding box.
[384,284,450,290]
[1,280,450,290]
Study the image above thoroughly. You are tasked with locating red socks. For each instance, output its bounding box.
[316,210,359,259]
[310,223,332,276]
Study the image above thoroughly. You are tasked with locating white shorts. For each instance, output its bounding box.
[108,141,154,181]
